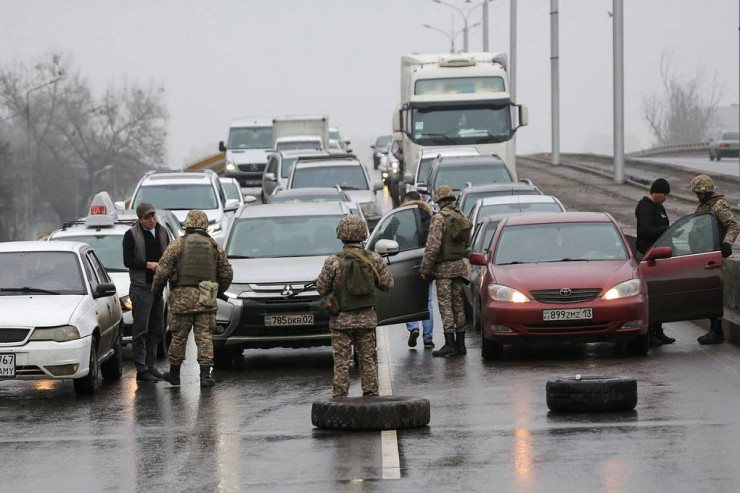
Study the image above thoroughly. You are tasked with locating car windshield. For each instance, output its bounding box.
[721,132,739,140]
[49,235,126,272]
[222,182,241,202]
[228,126,273,149]
[226,216,344,258]
[375,136,393,148]
[0,252,86,295]
[461,190,539,215]
[435,165,512,191]
[411,105,512,145]
[291,165,369,190]
[494,222,629,265]
[478,201,563,217]
[270,193,343,204]
[276,141,322,152]
[133,184,218,210]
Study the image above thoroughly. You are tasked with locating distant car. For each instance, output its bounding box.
[262,149,329,203]
[424,155,513,202]
[709,130,739,161]
[468,194,565,227]
[404,146,481,199]
[329,127,352,152]
[469,211,725,359]
[0,240,123,395]
[458,182,542,216]
[274,136,324,153]
[220,118,273,188]
[371,135,394,169]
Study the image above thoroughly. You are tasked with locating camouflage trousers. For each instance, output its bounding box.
[436,277,466,333]
[169,312,215,366]
[331,329,378,398]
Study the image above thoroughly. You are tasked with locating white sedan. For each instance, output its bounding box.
[0,241,123,395]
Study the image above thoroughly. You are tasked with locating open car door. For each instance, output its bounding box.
[639,212,724,324]
[367,205,430,325]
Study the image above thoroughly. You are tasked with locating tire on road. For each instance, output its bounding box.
[312,396,430,431]
[100,326,123,380]
[546,375,637,413]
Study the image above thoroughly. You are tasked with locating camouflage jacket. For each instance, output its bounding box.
[421,208,470,278]
[695,194,739,246]
[151,235,233,314]
[316,243,394,330]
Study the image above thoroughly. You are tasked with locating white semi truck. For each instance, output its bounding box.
[393,52,528,200]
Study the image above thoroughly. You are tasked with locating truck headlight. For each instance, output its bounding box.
[602,279,641,300]
[487,284,530,303]
[226,161,237,172]
[30,325,81,342]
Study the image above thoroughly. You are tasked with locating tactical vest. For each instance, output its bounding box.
[440,206,472,261]
[696,195,727,244]
[173,232,218,287]
[334,248,378,312]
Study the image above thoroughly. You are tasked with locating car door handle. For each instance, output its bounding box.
[413,263,422,271]
[704,262,721,269]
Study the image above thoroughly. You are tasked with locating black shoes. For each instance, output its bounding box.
[136,370,159,383]
[408,329,420,348]
[433,333,458,357]
[200,365,215,388]
[455,332,467,355]
[698,319,724,345]
[423,340,435,349]
[653,325,676,344]
[149,368,165,380]
[164,364,181,386]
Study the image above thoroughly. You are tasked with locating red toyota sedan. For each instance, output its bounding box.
[469,211,724,359]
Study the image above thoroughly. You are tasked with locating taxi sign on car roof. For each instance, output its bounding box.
[84,191,117,227]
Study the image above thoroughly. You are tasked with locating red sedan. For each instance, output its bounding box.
[469,212,724,359]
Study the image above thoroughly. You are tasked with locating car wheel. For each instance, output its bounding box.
[311,396,430,431]
[481,337,503,360]
[101,325,123,380]
[472,296,481,333]
[546,375,637,413]
[74,338,100,395]
[625,332,649,356]
[213,347,233,369]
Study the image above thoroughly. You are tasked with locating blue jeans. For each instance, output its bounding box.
[406,284,434,343]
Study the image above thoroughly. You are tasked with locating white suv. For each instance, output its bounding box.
[128,170,239,244]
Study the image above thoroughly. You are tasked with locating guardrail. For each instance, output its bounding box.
[184,152,226,172]
[627,142,708,158]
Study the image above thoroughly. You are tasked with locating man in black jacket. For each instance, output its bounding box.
[635,178,674,345]
[122,202,170,382]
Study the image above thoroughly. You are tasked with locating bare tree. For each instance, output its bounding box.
[642,51,721,146]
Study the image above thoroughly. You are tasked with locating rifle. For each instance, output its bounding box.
[285,281,317,299]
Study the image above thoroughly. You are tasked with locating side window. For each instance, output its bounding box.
[369,208,422,252]
[269,156,278,175]
[215,181,226,204]
[83,252,99,289]
[653,213,717,257]
[89,252,111,283]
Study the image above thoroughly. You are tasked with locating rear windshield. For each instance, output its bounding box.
[0,251,86,295]
[461,190,539,215]
[435,165,512,190]
[291,166,368,190]
[721,132,739,140]
[269,193,342,204]
[477,201,563,217]
[133,184,218,211]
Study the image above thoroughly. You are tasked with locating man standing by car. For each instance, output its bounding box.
[422,186,472,357]
[316,215,394,398]
[122,202,170,383]
[690,175,739,345]
[635,178,675,346]
[152,209,233,387]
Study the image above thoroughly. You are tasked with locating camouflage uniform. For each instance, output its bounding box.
[152,210,233,367]
[316,215,394,398]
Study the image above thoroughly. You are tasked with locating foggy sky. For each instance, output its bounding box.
[1,0,737,168]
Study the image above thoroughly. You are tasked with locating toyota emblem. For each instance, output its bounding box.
[559,288,572,297]
[281,285,294,297]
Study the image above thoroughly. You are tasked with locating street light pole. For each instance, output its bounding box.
[433,0,469,52]
[613,0,625,184]
[550,0,560,166]
[423,23,481,53]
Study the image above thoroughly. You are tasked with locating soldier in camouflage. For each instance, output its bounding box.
[152,209,233,387]
[690,175,739,345]
[316,214,394,398]
[421,185,472,357]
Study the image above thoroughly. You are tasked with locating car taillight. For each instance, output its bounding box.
[720,143,730,148]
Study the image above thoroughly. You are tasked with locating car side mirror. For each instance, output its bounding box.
[264,172,277,182]
[346,147,353,153]
[468,252,487,266]
[642,246,672,262]
[114,201,126,210]
[373,181,384,191]
[374,239,400,256]
[243,195,258,204]
[218,141,226,153]
[224,199,240,212]
[94,283,117,298]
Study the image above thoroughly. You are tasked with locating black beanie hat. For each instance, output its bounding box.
[650,178,670,195]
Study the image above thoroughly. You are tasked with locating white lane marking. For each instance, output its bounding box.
[376,326,401,480]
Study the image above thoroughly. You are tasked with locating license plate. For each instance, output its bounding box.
[0,354,15,378]
[264,314,314,327]
[543,308,593,321]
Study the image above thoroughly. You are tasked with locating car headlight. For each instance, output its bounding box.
[602,279,641,300]
[225,161,237,172]
[359,201,380,217]
[487,284,530,303]
[30,325,80,342]
[391,161,400,172]
[120,295,133,311]
[382,172,389,178]
[207,223,222,234]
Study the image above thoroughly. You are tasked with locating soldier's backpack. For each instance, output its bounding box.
[442,207,473,242]
[333,249,379,312]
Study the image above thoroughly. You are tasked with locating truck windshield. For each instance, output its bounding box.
[133,184,219,211]
[411,105,511,145]
[291,165,369,190]
[415,76,505,95]
[228,126,273,149]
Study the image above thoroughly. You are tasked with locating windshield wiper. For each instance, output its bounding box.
[541,258,590,263]
[420,133,456,144]
[0,287,62,295]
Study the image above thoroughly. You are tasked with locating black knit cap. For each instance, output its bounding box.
[650,178,670,195]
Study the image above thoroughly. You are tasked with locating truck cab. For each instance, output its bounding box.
[219,118,274,189]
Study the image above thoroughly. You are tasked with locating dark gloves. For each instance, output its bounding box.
[721,243,733,258]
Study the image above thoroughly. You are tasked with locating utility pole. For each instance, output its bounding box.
[613,0,625,184]
[550,0,560,166]
[482,0,490,51]
[510,0,517,159]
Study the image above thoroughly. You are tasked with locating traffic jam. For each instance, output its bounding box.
[2,48,739,490]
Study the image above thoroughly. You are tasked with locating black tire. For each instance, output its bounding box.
[472,296,481,333]
[101,326,123,380]
[74,339,100,395]
[625,332,649,356]
[213,347,233,369]
[481,337,503,360]
[546,375,637,413]
[312,396,430,431]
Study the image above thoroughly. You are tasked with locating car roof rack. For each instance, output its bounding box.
[295,153,359,163]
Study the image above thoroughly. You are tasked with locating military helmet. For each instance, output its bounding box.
[336,214,368,242]
[433,185,456,203]
[690,174,715,193]
[184,209,209,231]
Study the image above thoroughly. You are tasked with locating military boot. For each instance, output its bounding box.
[648,325,664,347]
[698,318,724,345]
[653,324,675,344]
[200,365,216,387]
[455,331,467,355]
[432,333,458,357]
[164,364,181,386]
